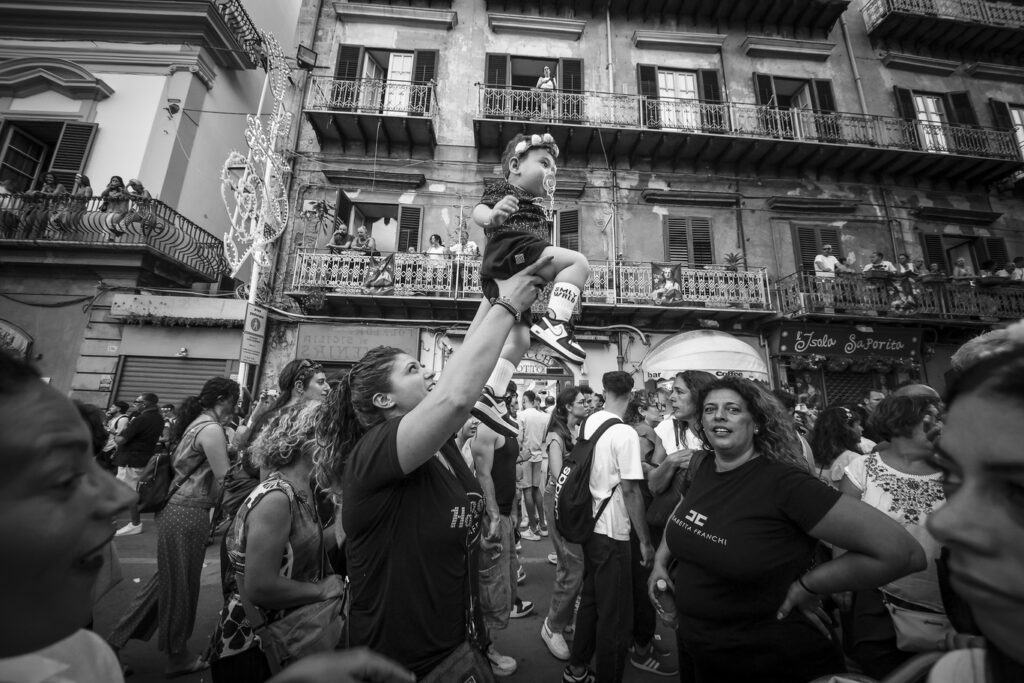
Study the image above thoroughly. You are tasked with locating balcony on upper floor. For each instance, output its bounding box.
[483,0,850,32]
[305,76,439,159]
[473,85,1024,183]
[0,0,263,69]
[863,0,1024,58]
[287,250,775,331]
[0,194,227,285]
[776,270,1024,325]
[356,0,453,6]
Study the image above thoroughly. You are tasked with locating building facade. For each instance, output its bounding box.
[272,0,1024,400]
[0,0,300,406]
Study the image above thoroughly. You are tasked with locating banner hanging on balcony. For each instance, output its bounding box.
[770,324,922,359]
[640,330,769,382]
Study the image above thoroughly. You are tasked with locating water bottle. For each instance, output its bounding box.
[653,579,679,629]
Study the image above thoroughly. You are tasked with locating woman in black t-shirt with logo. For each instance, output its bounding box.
[648,377,927,683]
[313,258,548,679]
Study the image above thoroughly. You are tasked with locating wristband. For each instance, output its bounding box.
[798,575,818,596]
[490,296,521,322]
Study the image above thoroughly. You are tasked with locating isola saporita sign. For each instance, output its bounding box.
[772,324,921,359]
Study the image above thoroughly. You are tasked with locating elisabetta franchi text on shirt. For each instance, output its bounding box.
[671,508,728,546]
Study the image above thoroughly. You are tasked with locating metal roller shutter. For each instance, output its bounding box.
[114,357,231,408]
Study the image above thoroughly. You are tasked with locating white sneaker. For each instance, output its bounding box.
[548,552,558,565]
[530,315,585,364]
[115,522,142,537]
[542,618,571,660]
[486,647,517,677]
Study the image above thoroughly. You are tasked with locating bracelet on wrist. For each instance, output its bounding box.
[798,575,818,596]
[489,296,521,322]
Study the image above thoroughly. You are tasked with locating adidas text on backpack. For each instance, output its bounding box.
[553,416,623,544]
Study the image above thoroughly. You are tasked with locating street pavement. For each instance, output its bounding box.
[94,514,679,682]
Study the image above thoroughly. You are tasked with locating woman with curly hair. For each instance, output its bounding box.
[109,377,238,677]
[208,402,345,682]
[647,376,926,683]
[312,260,546,679]
[810,405,864,485]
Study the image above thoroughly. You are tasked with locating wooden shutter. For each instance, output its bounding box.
[485,53,509,87]
[812,80,836,112]
[638,64,659,129]
[698,70,722,103]
[919,233,948,272]
[893,86,917,120]
[47,122,97,188]
[990,99,1014,130]
[396,205,422,253]
[794,225,839,272]
[335,44,363,80]
[559,59,583,122]
[690,218,714,267]
[334,189,353,231]
[979,237,1009,267]
[413,51,436,83]
[755,73,776,106]
[664,217,690,263]
[946,92,978,126]
[557,209,579,251]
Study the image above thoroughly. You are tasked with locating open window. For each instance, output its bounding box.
[793,225,841,273]
[333,45,437,116]
[990,99,1024,159]
[894,88,978,153]
[484,54,583,122]
[0,119,97,191]
[754,74,837,141]
[918,233,1008,274]
[638,67,723,132]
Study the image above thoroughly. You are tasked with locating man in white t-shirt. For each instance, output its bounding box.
[518,390,551,539]
[813,244,840,277]
[564,372,654,683]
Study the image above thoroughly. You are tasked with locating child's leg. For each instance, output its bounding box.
[535,246,589,323]
[473,325,530,437]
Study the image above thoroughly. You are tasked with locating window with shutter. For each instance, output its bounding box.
[335,45,363,80]
[412,51,437,117]
[665,217,690,263]
[559,59,583,123]
[485,54,509,87]
[990,99,1014,130]
[981,237,1009,268]
[334,189,353,231]
[47,122,97,188]
[698,70,726,132]
[690,218,714,266]
[484,53,509,119]
[946,92,978,126]
[396,205,422,253]
[557,209,579,251]
[793,225,840,272]
[663,216,714,266]
[919,234,948,272]
[638,64,659,130]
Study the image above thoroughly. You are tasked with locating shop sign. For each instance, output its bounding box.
[296,324,419,362]
[240,304,268,365]
[774,324,920,359]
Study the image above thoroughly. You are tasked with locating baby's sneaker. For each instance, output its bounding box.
[530,316,585,364]
[471,388,519,438]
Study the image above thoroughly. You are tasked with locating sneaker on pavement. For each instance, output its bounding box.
[510,599,534,619]
[519,517,529,529]
[530,316,585,364]
[628,644,678,677]
[520,528,541,542]
[548,552,558,565]
[115,522,142,537]
[486,647,517,677]
[542,618,570,660]
[538,525,549,537]
[516,566,526,585]
[562,665,596,683]
[471,390,519,438]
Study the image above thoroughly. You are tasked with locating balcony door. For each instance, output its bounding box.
[383,52,414,115]
[914,94,950,153]
[360,53,385,112]
[656,70,699,131]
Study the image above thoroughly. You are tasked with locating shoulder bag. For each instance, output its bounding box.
[645,450,708,528]
[881,592,955,653]
[136,421,213,513]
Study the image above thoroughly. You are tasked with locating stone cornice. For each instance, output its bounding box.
[766,196,858,213]
[487,13,585,41]
[484,177,585,198]
[910,206,1002,225]
[335,3,458,30]
[632,30,727,53]
[742,36,834,61]
[967,61,1024,83]
[0,58,114,100]
[881,52,960,76]
[323,169,426,191]
[641,189,739,207]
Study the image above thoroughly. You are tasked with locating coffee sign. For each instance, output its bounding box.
[774,324,920,359]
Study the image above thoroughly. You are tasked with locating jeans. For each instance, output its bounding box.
[543,481,584,632]
[630,532,656,649]
[478,514,517,631]
[570,534,633,683]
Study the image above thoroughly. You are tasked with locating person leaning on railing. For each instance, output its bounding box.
[23,172,66,240]
[57,174,93,235]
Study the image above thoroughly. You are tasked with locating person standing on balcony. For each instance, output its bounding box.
[952,257,974,279]
[24,172,66,240]
[327,226,353,254]
[351,226,376,255]
[101,176,130,241]
[813,244,841,277]
[449,229,480,259]
[426,233,446,260]
[121,179,154,233]
[536,66,556,121]
[862,252,897,273]
[57,174,92,236]
[470,133,591,438]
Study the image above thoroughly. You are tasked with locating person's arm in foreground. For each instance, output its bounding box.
[268,647,414,683]
[472,424,502,545]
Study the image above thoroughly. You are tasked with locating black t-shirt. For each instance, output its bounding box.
[493,435,518,517]
[343,416,484,678]
[115,407,164,467]
[480,179,548,240]
[665,455,840,644]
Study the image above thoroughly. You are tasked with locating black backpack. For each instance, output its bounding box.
[553,416,624,544]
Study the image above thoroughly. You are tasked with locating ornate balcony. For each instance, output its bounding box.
[483,0,849,32]
[305,76,438,158]
[0,0,263,70]
[776,271,1024,324]
[863,0,1024,58]
[0,194,227,283]
[288,250,775,330]
[473,85,1023,183]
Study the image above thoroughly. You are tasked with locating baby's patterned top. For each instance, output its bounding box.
[479,179,549,240]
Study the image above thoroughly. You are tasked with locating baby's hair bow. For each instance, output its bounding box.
[514,133,559,159]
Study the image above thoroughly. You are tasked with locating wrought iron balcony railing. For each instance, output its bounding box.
[291,249,772,310]
[306,77,438,118]
[477,85,1022,161]
[863,0,1024,34]
[776,271,1024,321]
[217,0,263,69]
[0,194,227,281]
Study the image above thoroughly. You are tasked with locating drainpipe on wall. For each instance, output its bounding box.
[605,6,620,266]
[840,15,868,115]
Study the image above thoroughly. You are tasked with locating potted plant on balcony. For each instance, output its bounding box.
[722,251,746,272]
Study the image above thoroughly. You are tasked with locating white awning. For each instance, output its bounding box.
[640,330,769,382]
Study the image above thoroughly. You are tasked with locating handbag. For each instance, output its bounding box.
[420,641,495,683]
[254,593,345,674]
[646,450,707,528]
[882,592,955,653]
[136,422,210,513]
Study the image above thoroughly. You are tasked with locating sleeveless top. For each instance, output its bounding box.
[210,473,326,661]
[167,419,223,509]
[480,179,549,240]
